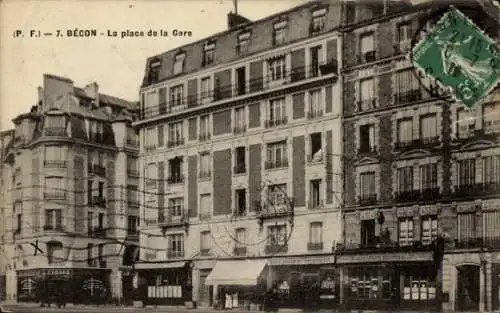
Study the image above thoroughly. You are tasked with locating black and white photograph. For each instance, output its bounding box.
[0,0,499,312]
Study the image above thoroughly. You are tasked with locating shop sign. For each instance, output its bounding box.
[269,255,335,266]
[337,252,432,264]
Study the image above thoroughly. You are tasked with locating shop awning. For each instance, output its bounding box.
[205,259,267,286]
[135,261,186,270]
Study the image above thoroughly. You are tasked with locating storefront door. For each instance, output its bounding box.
[456,265,480,312]
[198,270,211,308]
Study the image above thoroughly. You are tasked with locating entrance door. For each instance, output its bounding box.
[456,265,480,312]
[198,270,211,307]
[122,275,133,305]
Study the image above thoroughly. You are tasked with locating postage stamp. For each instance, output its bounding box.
[411,6,500,108]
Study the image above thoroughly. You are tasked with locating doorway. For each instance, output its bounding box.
[456,265,480,312]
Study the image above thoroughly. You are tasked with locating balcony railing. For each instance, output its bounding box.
[199,132,211,142]
[159,210,188,227]
[255,201,294,219]
[44,191,66,200]
[127,168,139,177]
[89,132,105,144]
[199,170,212,180]
[307,242,324,251]
[308,200,324,210]
[264,117,288,128]
[393,188,440,202]
[233,125,247,134]
[167,250,184,258]
[338,240,435,254]
[167,175,184,184]
[265,159,288,170]
[265,244,288,254]
[127,230,139,240]
[92,196,106,207]
[393,89,423,105]
[234,164,246,174]
[44,160,67,168]
[167,139,185,148]
[140,60,339,120]
[357,145,377,155]
[88,227,106,238]
[450,237,500,250]
[307,110,323,120]
[128,199,139,208]
[358,51,377,64]
[454,182,500,197]
[357,99,377,112]
[44,127,67,137]
[88,163,106,176]
[394,137,440,150]
[454,127,499,142]
[233,246,247,256]
[358,194,377,206]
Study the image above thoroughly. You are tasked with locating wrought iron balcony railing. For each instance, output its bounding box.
[265,159,288,170]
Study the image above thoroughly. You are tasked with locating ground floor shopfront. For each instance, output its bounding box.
[15,267,111,304]
[337,250,440,311]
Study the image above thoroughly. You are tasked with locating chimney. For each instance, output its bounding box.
[43,74,74,112]
[227,12,251,29]
[84,82,100,107]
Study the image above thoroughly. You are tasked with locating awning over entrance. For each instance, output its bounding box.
[205,259,267,286]
[135,261,186,270]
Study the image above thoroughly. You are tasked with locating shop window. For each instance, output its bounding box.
[348,267,380,300]
[402,269,436,301]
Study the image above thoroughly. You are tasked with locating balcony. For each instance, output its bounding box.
[265,159,288,170]
[44,191,66,200]
[88,164,106,176]
[44,127,67,137]
[159,211,189,229]
[307,110,323,120]
[92,196,106,207]
[44,160,67,168]
[255,201,294,219]
[167,250,184,258]
[394,137,440,150]
[127,168,139,177]
[358,194,377,206]
[199,132,211,142]
[127,230,139,241]
[43,224,64,232]
[265,244,288,254]
[308,200,324,210]
[233,125,247,134]
[199,170,211,180]
[234,164,246,175]
[99,260,107,268]
[338,240,435,254]
[140,60,338,121]
[126,137,139,147]
[454,182,500,197]
[358,51,377,64]
[307,242,324,251]
[357,145,377,156]
[167,139,185,148]
[89,132,105,144]
[167,175,184,184]
[146,179,157,189]
[393,89,423,105]
[264,117,288,128]
[307,152,323,164]
[233,246,247,256]
[128,199,139,208]
[357,99,377,112]
[454,127,499,143]
[88,227,106,238]
[393,188,440,202]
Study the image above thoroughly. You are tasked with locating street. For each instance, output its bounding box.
[1,304,194,313]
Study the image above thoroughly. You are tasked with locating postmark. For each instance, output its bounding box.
[410,6,500,108]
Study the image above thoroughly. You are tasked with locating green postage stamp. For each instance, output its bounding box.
[411,7,500,108]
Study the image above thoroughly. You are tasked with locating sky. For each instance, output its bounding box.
[0,0,305,131]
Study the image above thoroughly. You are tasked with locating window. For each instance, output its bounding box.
[397,22,412,43]
[456,108,475,138]
[484,102,500,133]
[266,141,287,169]
[397,166,414,193]
[200,194,212,220]
[420,114,438,143]
[397,118,413,145]
[395,69,420,103]
[399,218,414,246]
[144,127,157,151]
[421,216,438,245]
[235,228,246,248]
[234,107,246,133]
[98,213,104,229]
[98,244,104,263]
[44,146,65,167]
[267,184,287,208]
[457,159,476,186]
[157,125,164,147]
[169,84,184,107]
[148,60,161,84]
[309,179,322,209]
[16,214,22,232]
[311,8,327,34]
[234,189,247,216]
[309,222,323,244]
[87,243,94,265]
[144,90,159,116]
[359,124,376,153]
[199,152,211,179]
[360,33,375,61]
[419,163,438,190]
[273,20,287,45]
[268,97,287,125]
[168,234,184,258]
[483,211,500,247]
[168,121,184,146]
[200,77,211,101]
[127,156,139,176]
[234,146,246,174]
[47,241,64,264]
[45,209,62,230]
[359,78,375,110]
[310,46,322,77]
[268,224,287,245]
[237,32,250,54]
[173,53,185,75]
[457,213,476,245]
[45,115,66,135]
[44,176,65,199]
[309,133,322,162]
[168,198,184,217]
[268,57,286,82]
[127,215,138,233]
[200,231,211,253]
[359,172,376,199]
[168,157,183,184]
[482,156,500,184]
[146,163,157,188]
[87,211,94,232]
[308,89,322,118]
[199,115,210,140]
[127,127,139,146]
[202,41,215,66]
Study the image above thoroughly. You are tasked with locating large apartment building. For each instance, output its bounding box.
[337,1,500,312]
[134,0,343,309]
[0,74,140,304]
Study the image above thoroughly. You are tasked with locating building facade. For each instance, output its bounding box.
[0,74,140,304]
[134,0,343,309]
[338,1,500,312]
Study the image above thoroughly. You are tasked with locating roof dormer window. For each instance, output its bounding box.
[173,52,186,75]
[310,8,327,35]
[273,20,288,46]
[202,41,216,67]
[237,32,251,55]
[148,59,161,84]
